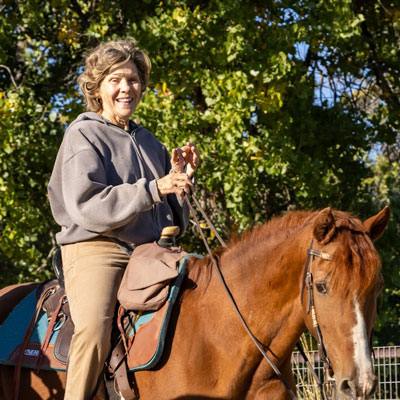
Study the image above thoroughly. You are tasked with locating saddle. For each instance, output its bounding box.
[0,230,200,400]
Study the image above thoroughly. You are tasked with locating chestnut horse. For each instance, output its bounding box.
[0,207,390,400]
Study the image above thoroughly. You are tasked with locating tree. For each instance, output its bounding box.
[360,151,400,345]
[0,0,399,344]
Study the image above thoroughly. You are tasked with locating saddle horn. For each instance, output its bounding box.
[158,226,180,248]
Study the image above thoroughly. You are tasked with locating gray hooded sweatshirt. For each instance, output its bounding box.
[48,112,189,247]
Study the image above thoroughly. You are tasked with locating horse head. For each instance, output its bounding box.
[303,206,390,399]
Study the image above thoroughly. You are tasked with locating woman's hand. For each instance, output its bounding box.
[156,172,194,199]
[171,142,200,178]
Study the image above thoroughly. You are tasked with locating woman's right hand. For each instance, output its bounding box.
[156,173,194,199]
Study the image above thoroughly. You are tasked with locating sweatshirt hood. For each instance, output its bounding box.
[69,112,110,128]
[69,112,139,132]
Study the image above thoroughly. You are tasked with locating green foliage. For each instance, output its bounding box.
[0,0,399,344]
[360,155,400,345]
[0,87,61,283]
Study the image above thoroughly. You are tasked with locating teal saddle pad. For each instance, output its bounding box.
[0,289,59,369]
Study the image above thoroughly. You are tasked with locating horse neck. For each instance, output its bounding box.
[176,228,311,395]
[188,225,310,347]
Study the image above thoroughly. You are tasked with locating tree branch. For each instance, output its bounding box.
[355,5,400,110]
[0,64,19,89]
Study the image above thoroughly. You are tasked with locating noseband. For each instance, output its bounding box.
[301,239,335,399]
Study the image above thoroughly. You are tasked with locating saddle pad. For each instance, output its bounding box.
[126,253,203,372]
[0,290,65,371]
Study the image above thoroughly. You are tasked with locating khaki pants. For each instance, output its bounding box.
[61,238,129,400]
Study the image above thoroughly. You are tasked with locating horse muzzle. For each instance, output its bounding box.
[337,371,378,399]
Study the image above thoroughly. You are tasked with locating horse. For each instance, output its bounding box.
[0,206,390,400]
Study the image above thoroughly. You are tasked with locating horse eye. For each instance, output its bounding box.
[316,281,328,294]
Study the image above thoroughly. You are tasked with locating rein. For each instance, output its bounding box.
[176,150,298,398]
[183,191,298,399]
[178,152,334,399]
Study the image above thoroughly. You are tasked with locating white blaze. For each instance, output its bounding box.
[352,300,374,394]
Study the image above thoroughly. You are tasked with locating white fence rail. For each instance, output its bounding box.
[291,346,400,399]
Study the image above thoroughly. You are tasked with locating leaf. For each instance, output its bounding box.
[49,112,57,122]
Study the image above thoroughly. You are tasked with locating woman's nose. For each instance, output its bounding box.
[120,79,130,92]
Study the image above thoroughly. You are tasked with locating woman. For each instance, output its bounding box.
[47,38,199,400]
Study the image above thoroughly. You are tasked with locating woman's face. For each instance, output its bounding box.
[97,60,142,129]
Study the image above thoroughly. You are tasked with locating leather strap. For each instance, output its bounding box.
[117,306,128,351]
[13,285,57,400]
[109,340,137,400]
[175,149,226,249]
[116,306,137,355]
[35,294,66,372]
[176,151,298,399]
[301,241,334,400]
[296,341,324,396]
[186,195,298,399]
[190,194,227,247]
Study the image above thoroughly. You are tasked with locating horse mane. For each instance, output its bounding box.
[326,211,381,298]
[187,210,381,297]
[187,210,315,290]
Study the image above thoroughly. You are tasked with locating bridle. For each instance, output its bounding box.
[301,240,332,370]
[300,239,335,399]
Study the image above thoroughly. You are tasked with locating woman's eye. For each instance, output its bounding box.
[316,281,328,294]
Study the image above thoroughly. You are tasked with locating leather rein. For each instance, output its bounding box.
[182,191,295,399]
[178,152,334,399]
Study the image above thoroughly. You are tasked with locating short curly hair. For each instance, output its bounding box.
[78,38,151,112]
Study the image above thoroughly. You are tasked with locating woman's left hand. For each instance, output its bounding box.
[171,142,200,178]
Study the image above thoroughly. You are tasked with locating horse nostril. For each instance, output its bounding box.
[339,379,356,399]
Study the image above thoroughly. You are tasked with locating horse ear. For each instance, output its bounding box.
[313,208,336,243]
[363,206,390,242]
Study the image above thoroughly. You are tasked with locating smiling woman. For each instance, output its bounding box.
[77,39,150,114]
[46,38,200,400]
